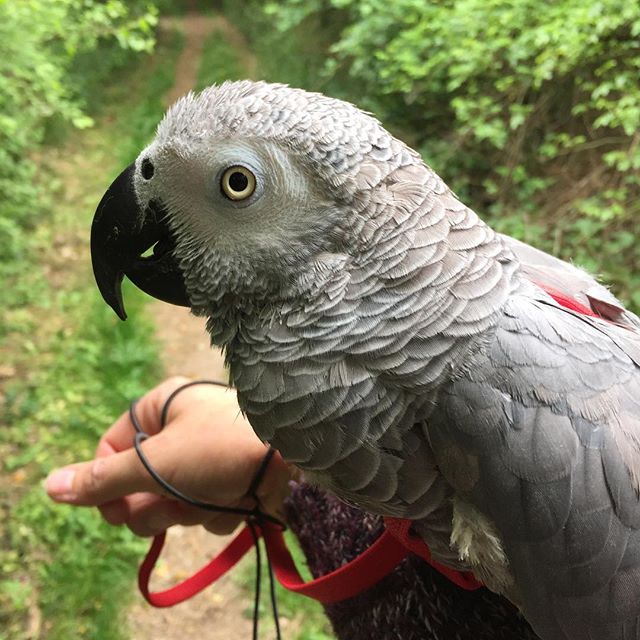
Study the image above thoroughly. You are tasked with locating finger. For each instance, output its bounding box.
[99,491,248,538]
[254,450,296,522]
[100,491,246,536]
[101,493,186,528]
[89,378,192,521]
[124,498,242,537]
[203,513,244,536]
[96,438,117,458]
[97,376,191,456]
[94,440,127,522]
[45,448,157,506]
[99,499,128,525]
[126,498,184,537]
[99,492,159,526]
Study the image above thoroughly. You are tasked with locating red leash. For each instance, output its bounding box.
[139,521,412,607]
[139,527,254,607]
[138,519,480,609]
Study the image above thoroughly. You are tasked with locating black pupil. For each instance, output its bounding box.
[229,171,248,192]
[141,158,154,180]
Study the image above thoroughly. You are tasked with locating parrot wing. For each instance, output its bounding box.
[429,279,640,640]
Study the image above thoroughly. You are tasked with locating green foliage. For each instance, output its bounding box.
[0,0,157,324]
[1,286,160,639]
[196,28,244,91]
[257,0,640,309]
[0,17,183,639]
[116,27,186,164]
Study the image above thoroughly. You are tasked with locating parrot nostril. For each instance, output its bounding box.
[141,158,154,180]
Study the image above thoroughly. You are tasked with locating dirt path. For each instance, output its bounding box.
[126,10,260,640]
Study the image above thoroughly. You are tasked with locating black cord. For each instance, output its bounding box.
[159,379,228,428]
[129,379,285,640]
[263,525,282,638]
[247,520,262,640]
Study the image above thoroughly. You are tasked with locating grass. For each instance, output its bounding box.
[0,26,183,640]
[2,286,160,640]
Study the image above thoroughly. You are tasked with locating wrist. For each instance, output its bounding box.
[253,448,298,522]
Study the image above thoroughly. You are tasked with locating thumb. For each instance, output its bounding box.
[45,448,156,506]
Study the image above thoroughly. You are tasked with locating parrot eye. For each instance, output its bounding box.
[221,166,256,201]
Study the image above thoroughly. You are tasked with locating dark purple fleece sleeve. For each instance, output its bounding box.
[285,482,539,640]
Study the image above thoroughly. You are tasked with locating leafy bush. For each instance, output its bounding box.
[245,0,640,309]
[0,0,157,323]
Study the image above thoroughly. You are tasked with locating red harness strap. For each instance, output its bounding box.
[383,517,483,590]
[139,518,481,608]
[263,522,411,603]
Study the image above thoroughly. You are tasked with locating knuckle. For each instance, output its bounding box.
[156,377,192,419]
[128,522,155,538]
[99,502,123,525]
[166,376,190,390]
[205,518,242,536]
[102,511,124,526]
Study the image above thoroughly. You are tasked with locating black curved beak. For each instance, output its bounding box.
[90,163,190,320]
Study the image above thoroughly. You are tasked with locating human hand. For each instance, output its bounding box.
[45,377,294,536]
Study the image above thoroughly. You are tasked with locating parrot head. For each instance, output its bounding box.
[91,80,406,323]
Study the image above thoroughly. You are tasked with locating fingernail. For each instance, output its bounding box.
[45,468,76,500]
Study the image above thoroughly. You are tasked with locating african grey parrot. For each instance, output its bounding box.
[90,81,640,640]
